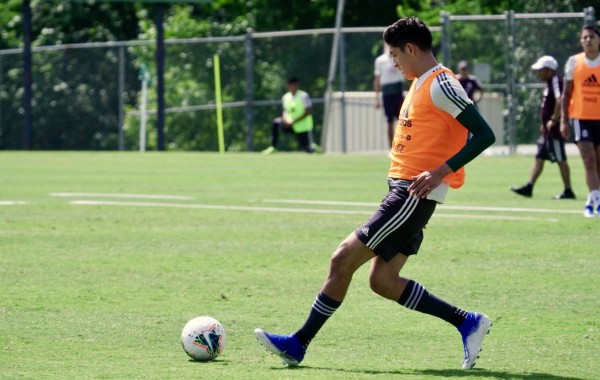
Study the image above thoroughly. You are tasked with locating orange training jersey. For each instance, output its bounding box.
[388,67,468,189]
[569,53,600,120]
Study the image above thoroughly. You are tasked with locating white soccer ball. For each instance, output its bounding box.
[181,316,226,361]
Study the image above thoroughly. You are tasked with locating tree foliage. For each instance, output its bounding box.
[0,0,596,149]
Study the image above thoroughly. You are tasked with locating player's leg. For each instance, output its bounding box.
[255,232,374,366]
[548,138,575,199]
[262,117,282,154]
[576,140,599,216]
[294,131,314,153]
[364,190,490,370]
[511,137,545,197]
[573,120,600,215]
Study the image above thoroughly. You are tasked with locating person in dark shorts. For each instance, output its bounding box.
[561,26,600,217]
[262,77,320,154]
[457,60,484,106]
[374,43,406,147]
[510,55,575,199]
[255,16,496,370]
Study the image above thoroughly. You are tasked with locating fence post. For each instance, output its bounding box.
[441,11,451,67]
[155,3,165,151]
[22,0,32,150]
[504,10,517,154]
[339,28,347,153]
[118,46,125,151]
[245,29,255,152]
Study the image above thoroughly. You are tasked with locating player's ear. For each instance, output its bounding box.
[404,42,416,55]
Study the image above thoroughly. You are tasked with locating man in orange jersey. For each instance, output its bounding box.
[255,17,496,370]
[561,26,600,217]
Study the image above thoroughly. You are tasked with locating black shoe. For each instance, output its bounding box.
[510,184,532,197]
[553,189,576,200]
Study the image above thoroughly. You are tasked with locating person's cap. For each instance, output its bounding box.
[457,60,469,70]
[531,55,558,71]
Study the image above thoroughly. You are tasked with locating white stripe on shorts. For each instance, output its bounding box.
[552,138,564,162]
[366,194,419,250]
[572,119,582,142]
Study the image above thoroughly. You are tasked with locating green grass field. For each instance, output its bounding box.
[1,151,598,380]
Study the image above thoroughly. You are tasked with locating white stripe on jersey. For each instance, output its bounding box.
[431,70,473,118]
[551,75,561,98]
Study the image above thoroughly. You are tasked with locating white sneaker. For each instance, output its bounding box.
[458,312,492,369]
[583,205,594,218]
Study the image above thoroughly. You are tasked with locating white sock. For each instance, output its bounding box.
[591,190,600,206]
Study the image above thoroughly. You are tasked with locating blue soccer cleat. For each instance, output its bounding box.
[254,328,306,366]
[583,204,595,218]
[458,312,492,369]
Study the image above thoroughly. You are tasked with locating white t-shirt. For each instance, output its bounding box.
[564,53,600,80]
[374,53,405,86]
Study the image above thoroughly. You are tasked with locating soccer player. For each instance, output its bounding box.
[262,77,319,154]
[457,60,484,106]
[561,26,600,217]
[510,55,575,200]
[255,17,496,369]
[374,43,406,147]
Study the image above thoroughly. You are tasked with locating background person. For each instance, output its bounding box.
[510,55,575,199]
[374,43,406,147]
[255,16,495,370]
[457,60,484,106]
[262,77,319,154]
[561,26,600,217]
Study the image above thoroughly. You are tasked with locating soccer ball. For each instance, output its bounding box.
[181,316,226,361]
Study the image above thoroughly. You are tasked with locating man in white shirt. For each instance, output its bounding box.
[374,44,406,147]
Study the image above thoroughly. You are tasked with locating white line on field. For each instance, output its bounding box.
[261,198,581,215]
[50,192,194,200]
[69,200,558,222]
[0,201,28,206]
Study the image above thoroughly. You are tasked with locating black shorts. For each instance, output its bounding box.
[382,92,404,124]
[572,119,600,146]
[355,183,437,262]
[536,135,567,163]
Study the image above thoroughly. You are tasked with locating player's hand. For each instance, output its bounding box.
[560,119,570,140]
[545,120,557,131]
[409,164,452,199]
[375,99,380,109]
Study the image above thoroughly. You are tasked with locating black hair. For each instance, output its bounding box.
[383,16,432,52]
[287,77,300,84]
[582,25,600,37]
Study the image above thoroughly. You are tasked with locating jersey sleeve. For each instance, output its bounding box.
[301,92,313,108]
[551,75,562,99]
[430,72,474,118]
[564,56,577,80]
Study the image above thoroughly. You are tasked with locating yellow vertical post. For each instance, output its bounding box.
[213,54,225,154]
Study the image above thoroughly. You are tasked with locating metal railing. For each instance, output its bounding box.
[0,8,596,152]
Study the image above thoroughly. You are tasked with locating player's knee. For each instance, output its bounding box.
[368,271,391,296]
[329,242,355,277]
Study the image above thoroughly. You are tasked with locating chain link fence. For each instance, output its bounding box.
[0,8,596,152]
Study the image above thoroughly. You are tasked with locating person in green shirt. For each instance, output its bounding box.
[263,77,320,154]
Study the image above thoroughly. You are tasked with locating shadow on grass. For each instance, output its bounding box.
[268,365,585,380]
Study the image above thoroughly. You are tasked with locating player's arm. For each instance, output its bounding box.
[409,73,494,198]
[446,105,496,171]
[561,80,573,140]
[472,78,484,104]
[374,75,381,108]
[291,107,312,125]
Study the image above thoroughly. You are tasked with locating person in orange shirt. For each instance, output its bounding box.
[561,26,600,217]
[255,17,495,370]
